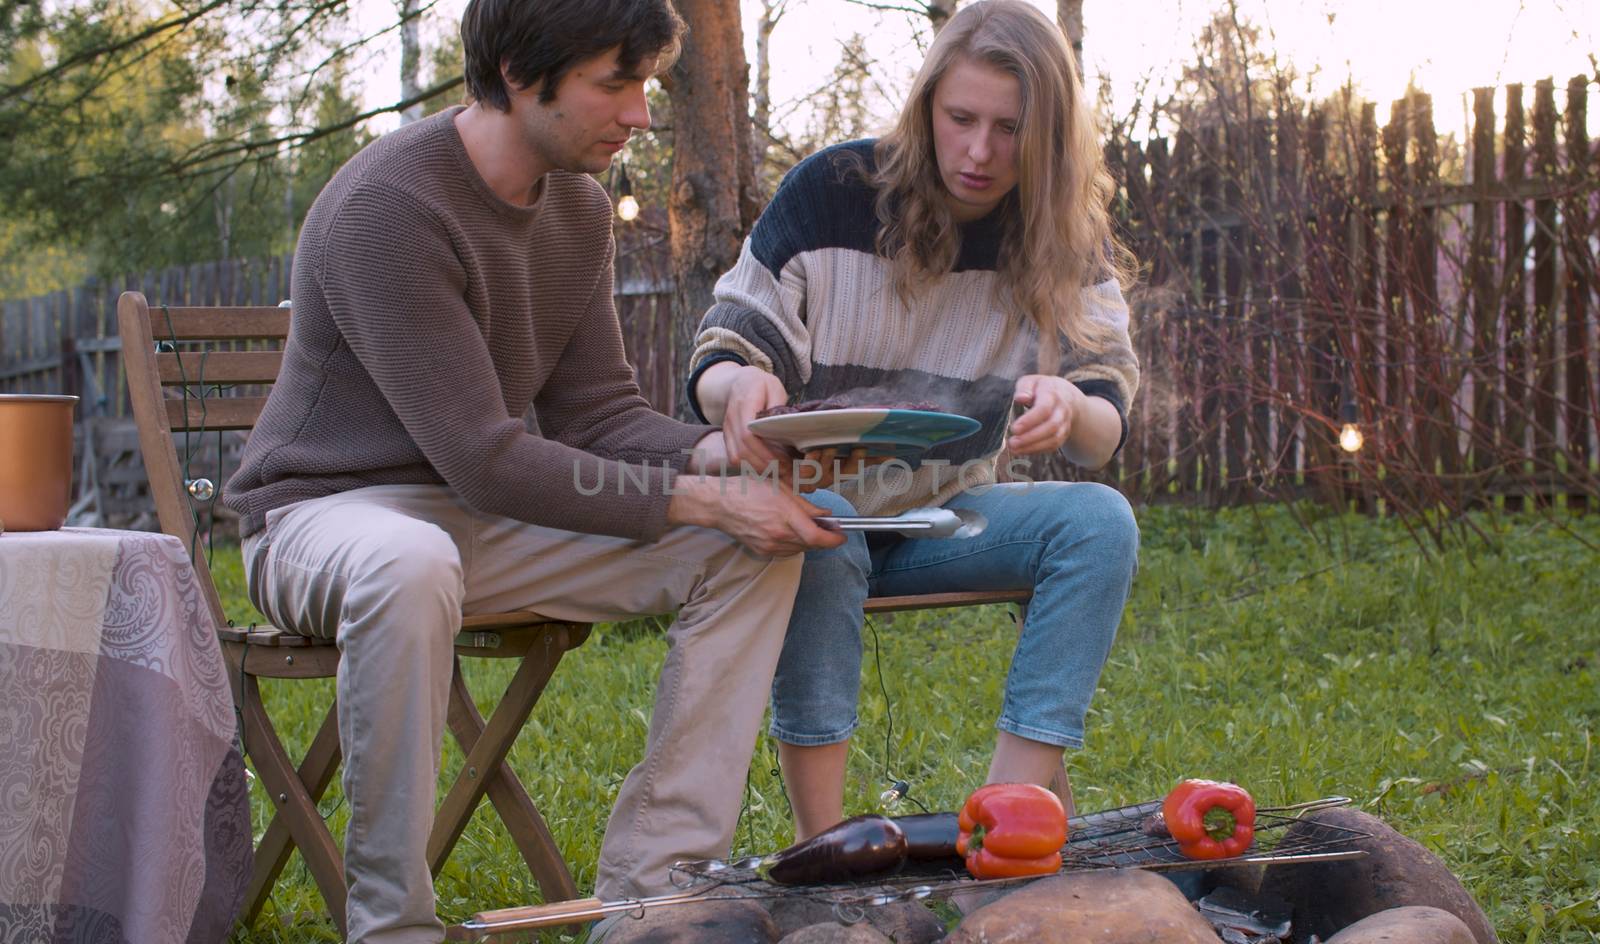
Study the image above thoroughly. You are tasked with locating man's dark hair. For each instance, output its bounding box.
[461,0,685,110]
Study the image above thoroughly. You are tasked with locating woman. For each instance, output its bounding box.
[687,0,1139,840]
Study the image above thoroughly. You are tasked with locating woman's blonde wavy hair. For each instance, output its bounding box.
[869,0,1130,372]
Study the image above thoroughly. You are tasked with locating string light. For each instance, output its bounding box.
[1337,379,1365,454]
[1339,423,1364,453]
[613,163,638,222]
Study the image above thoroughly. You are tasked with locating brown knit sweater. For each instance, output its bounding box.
[226,107,710,541]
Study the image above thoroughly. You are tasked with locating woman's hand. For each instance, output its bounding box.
[1007,375,1084,456]
[722,365,793,476]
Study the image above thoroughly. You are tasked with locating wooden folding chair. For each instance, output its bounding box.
[864,590,1029,617]
[117,291,588,938]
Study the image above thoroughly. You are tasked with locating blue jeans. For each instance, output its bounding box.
[770,482,1138,749]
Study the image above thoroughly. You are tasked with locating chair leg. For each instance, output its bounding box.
[236,674,349,938]
[429,645,579,903]
[241,696,343,927]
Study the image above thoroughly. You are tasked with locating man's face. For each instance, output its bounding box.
[929,56,1022,223]
[506,46,656,176]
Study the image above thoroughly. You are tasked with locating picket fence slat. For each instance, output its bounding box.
[1530,80,1561,466]
[1561,77,1593,483]
[1503,84,1529,460]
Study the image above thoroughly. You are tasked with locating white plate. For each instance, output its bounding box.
[747,408,981,456]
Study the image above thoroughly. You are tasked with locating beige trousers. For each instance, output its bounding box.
[242,484,802,944]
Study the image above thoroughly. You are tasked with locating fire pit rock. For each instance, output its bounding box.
[779,922,895,944]
[1324,906,1479,944]
[1258,808,1497,944]
[943,868,1220,943]
[765,894,944,943]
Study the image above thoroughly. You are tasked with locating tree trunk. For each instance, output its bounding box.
[215,174,234,260]
[752,0,783,175]
[398,0,423,124]
[1058,0,1084,81]
[666,0,760,420]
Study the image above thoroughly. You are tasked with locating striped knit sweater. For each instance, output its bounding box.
[226,106,712,541]
[688,140,1139,517]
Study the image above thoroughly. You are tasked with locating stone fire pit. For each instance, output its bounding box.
[597,808,1498,944]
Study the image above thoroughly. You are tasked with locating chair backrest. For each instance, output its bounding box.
[117,290,290,627]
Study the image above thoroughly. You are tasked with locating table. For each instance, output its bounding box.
[0,528,250,943]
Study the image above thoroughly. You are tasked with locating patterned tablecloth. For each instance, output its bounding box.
[0,528,250,944]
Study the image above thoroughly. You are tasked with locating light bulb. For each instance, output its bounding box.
[617,194,640,221]
[1339,423,1364,453]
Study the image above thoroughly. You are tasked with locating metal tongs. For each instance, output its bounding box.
[817,506,988,539]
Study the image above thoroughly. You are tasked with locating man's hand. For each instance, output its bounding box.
[1007,375,1084,456]
[667,474,846,557]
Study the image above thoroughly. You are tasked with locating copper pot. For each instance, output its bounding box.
[0,394,79,532]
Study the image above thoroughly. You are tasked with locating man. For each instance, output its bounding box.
[224,0,842,940]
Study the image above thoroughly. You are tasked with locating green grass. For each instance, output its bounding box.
[214,505,1600,943]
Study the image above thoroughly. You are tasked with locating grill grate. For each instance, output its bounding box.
[1058,795,1370,872]
[669,796,1370,900]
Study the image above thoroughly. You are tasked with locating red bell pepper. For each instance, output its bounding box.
[1161,779,1256,860]
[956,783,1066,879]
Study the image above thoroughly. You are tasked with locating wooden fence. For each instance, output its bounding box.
[4,77,1596,519]
[1096,75,1598,513]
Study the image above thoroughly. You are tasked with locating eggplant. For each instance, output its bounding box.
[759,814,908,885]
[891,812,961,860]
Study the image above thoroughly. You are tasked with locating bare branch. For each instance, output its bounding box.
[840,0,930,19]
[168,74,464,174]
[276,0,444,118]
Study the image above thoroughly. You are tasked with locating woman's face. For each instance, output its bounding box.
[930,56,1022,222]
